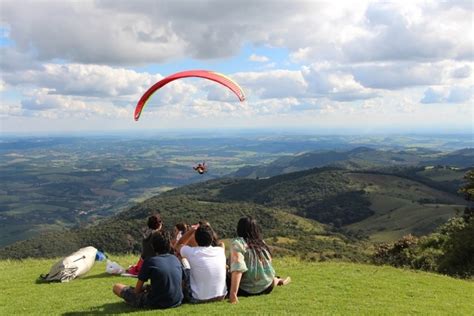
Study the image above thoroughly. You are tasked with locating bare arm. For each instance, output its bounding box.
[134,279,145,294]
[175,226,197,254]
[229,271,242,304]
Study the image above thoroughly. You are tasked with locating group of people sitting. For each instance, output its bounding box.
[112,214,291,309]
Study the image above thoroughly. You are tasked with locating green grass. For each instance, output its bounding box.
[1,256,472,315]
[347,200,463,242]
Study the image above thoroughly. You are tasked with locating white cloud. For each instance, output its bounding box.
[0,47,41,72]
[421,86,473,104]
[446,86,473,103]
[1,0,187,65]
[1,0,472,132]
[248,54,269,63]
[234,70,307,99]
[12,88,132,120]
[451,65,472,79]
[3,63,161,98]
[351,62,443,89]
[0,102,22,117]
[302,63,377,101]
[2,1,471,66]
[420,87,445,104]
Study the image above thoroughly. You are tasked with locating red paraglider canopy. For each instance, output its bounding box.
[134,70,245,121]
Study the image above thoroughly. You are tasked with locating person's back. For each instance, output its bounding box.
[178,223,227,302]
[126,214,163,276]
[231,236,275,294]
[229,217,290,304]
[113,231,184,309]
[142,215,163,260]
[181,245,227,301]
[139,253,183,308]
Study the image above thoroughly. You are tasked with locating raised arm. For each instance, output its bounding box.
[175,225,197,254]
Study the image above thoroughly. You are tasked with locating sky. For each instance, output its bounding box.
[0,0,473,135]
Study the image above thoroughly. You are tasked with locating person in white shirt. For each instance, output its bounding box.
[176,222,227,303]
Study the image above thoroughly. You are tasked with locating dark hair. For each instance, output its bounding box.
[175,222,189,234]
[237,216,271,259]
[195,224,215,247]
[198,221,221,247]
[151,231,172,255]
[147,214,162,230]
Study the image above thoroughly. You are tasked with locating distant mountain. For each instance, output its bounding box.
[232,147,473,178]
[424,148,474,168]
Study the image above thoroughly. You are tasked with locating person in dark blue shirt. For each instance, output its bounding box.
[113,231,184,309]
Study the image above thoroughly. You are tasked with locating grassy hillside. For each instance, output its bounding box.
[345,172,465,241]
[1,256,472,315]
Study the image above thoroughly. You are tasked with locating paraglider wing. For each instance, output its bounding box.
[134,70,245,121]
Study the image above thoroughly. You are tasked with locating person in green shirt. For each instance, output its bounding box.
[229,216,291,304]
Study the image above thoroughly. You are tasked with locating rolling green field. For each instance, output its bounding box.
[1,256,472,315]
[345,173,465,241]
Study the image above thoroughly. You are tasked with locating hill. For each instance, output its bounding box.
[233,147,474,178]
[167,167,466,240]
[1,256,472,315]
[0,165,466,259]
[0,194,365,261]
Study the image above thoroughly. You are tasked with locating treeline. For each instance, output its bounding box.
[373,170,474,278]
[373,211,474,278]
[0,195,356,260]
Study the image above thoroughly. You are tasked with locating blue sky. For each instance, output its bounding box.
[0,1,472,135]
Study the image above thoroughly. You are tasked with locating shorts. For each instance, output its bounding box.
[121,286,148,308]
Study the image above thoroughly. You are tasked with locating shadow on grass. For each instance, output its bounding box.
[80,272,117,280]
[61,302,139,315]
[35,277,60,285]
[34,272,115,284]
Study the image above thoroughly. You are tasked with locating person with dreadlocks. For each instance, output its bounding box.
[228,216,291,304]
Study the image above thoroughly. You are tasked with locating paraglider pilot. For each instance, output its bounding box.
[193,162,207,175]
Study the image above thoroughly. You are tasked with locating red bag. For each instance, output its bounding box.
[126,257,143,276]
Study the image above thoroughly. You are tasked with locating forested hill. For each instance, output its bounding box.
[0,194,363,260]
[0,165,466,259]
[166,166,465,229]
[166,167,374,226]
[233,147,474,178]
